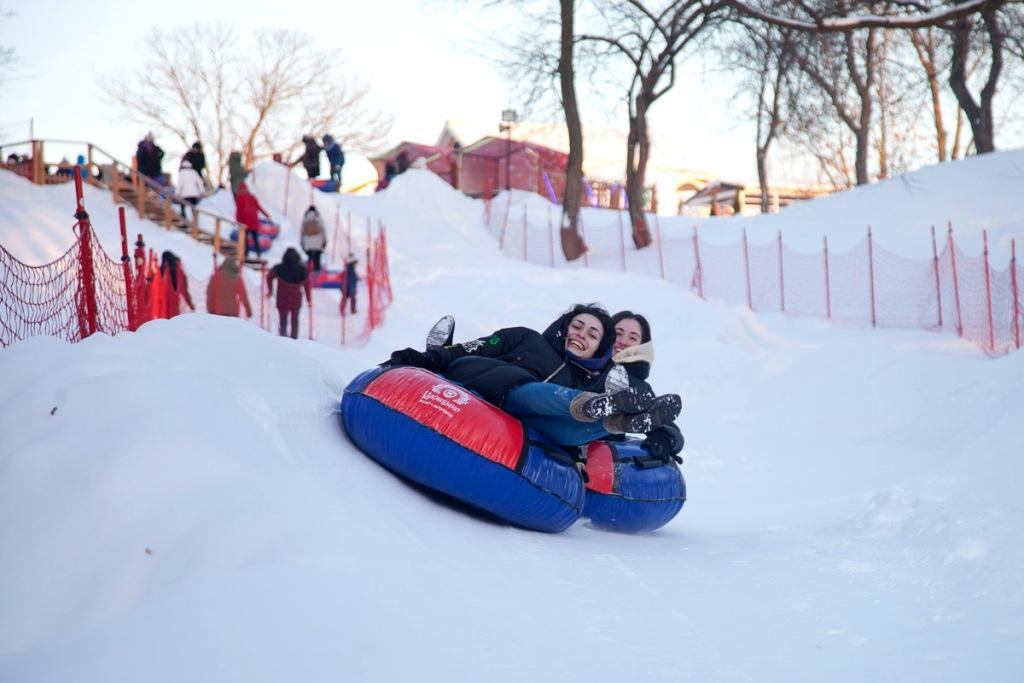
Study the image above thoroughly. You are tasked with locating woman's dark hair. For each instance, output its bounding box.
[611,310,652,343]
[306,205,317,214]
[160,251,180,290]
[283,247,301,265]
[564,303,615,357]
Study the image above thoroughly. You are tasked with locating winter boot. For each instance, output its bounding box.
[603,364,630,393]
[603,394,682,434]
[569,385,656,422]
[426,315,456,349]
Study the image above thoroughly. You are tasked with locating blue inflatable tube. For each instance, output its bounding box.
[340,366,585,533]
[582,440,686,533]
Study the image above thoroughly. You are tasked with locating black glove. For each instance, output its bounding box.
[641,424,684,463]
[386,347,437,370]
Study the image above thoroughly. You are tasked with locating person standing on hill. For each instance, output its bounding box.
[176,160,205,218]
[228,151,246,195]
[323,134,345,190]
[159,251,195,317]
[206,256,252,318]
[297,135,322,179]
[341,252,359,315]
[267,247,312,339]
[183,142,207,185]
[300,206,327,271]
[136,133,165,182]
[234,183,271,260]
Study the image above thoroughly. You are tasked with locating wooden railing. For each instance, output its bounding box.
[0,138,252,262]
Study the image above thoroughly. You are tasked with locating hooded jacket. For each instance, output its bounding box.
[300,211,327,252]
[235,185,268,230]
[176,161,205,199]
[206,257,252,317]
[411,308,614,407]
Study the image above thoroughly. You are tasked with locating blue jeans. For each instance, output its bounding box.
[503,383,608,446]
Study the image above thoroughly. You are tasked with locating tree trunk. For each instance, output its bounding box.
[910,29,948,162]
[948,5,1002,154]
[756,147,769,213]
[625,99,653,248]
[558,0,587,261]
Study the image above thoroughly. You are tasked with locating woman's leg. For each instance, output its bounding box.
[289,307,300,339]
[503,383,582,418]
[518,415,609,446]
[277,307,287,336]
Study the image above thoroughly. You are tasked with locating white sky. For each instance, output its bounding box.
[0,0,779,183]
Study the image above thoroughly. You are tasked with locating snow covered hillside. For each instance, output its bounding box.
[1,153,1023,682]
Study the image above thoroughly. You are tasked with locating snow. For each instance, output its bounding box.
[1,150,1023,681]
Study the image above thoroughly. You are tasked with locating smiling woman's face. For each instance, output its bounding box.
[613,318,644,353]
[565,313,604,359]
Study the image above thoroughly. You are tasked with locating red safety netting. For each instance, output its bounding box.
[485,200,1023,357]
[1,212,393,350]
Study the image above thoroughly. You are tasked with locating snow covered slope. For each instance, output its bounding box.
[1,154,1023,681]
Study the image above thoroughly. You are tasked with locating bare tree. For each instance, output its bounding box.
[102,24,392,184]
[580,0,726,248]
[0,5,14,94]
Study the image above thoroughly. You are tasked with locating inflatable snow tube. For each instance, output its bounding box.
[341,366,585,532]
[312,178,339,192]
[310,270,343,289]
[582,440,686,533]
[230,229,272,251]
[256,218,281,237]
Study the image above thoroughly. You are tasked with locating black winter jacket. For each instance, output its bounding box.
[419,312,612,406]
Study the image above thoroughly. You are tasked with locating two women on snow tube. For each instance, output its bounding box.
[379,304,686,530]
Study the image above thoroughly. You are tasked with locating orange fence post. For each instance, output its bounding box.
[948,224,963,337]
[163,194,172,230]
[983,230,995,352]
[1011,239,1020,349]
[547,204,555,268]
[118,207,135,331]
[111,163,121,203]
[742,228,752,309]
[930,225,943,328]
[867,226,877,328]
[777,229,786,312]
[823,235,832,320]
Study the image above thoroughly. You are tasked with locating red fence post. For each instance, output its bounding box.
[1011,239,1020,349]
[983,230,995,352]
[283,167,291,217]
[547,204,555,268]
[823,235,832,320]
[742,228,752,309]
[692,225,704,298]
[930,225,943,328]
[73,167,99,339]
[366,218,375,329]
[777,229,786,312]
[654,213,666,280]
[332,204,341,266]
[867,226,877,328]
[948,224,963,337]
[118,207,135,331]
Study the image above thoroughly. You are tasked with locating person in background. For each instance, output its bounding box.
[176,160,205,218]
[341,252,359,315]
[234,183,271,260]
[300,205,327,272]
[136,133,164,182]
[55,157,73,177]
[159,251,195,317]
[183,141,206,179]
[395,150,411,174]
[206,256,252,318]
[267,247,312,339]
[323,134,345,190]
[297,135,322,179]
[375,162,396,192]
[228,151,246,195]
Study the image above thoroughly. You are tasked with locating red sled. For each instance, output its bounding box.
[310,270,344,289]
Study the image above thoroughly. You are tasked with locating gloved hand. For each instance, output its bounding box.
[386,347,437,370]
[641,423,684,463]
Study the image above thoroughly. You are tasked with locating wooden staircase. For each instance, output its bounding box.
[1,138,267,269]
